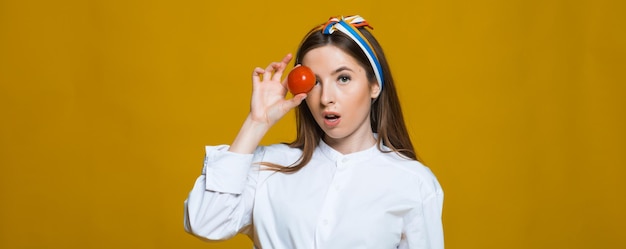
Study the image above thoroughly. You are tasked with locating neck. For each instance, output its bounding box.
[323,132,377,155]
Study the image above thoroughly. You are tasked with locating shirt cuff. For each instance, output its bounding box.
[203,145,254,195]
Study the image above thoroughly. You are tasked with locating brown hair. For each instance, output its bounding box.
[263,23,419,172]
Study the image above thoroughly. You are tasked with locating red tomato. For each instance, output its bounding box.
[287,66,315,95]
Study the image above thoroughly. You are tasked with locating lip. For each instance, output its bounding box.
[322,111,341,128]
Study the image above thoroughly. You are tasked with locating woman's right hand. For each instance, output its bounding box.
[249,53,307,127]
[229,54,307,154]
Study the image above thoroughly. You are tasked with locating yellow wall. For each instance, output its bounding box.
[1,0,624,248]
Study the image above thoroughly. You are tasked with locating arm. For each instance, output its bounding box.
[184,145,260,240]
[184,54,306,240]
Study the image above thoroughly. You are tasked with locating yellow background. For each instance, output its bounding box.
[1,0,624,248]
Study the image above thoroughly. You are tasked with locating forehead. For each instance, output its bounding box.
[301,45,363,70]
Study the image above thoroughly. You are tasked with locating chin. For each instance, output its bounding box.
[321,129,351,141]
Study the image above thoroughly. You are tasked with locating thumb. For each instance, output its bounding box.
[286,93,307,109]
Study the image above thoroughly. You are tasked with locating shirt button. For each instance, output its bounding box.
[342,158,349,163]
[323,219,329,225]
[334,185,340,191]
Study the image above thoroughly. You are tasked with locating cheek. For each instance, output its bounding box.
[304,97,320,117]
[304,88,321,106]
[348,90,374,114]
[351,85,374,101]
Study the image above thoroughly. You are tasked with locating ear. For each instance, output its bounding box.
[370,82,381,99]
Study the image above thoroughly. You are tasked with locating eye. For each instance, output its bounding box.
[338,75,351,84]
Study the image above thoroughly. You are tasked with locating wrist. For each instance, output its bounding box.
[228,114,271,154]
[243,114,272,134]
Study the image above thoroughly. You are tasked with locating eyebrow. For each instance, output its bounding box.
[333,66,353,74]
[314,66,354,79]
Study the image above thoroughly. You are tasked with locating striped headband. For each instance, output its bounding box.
[321,15,383,89]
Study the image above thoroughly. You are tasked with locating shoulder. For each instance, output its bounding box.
[377,151,443,196]
[378,150,435,179]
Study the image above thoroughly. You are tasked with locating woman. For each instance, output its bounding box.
[184,15,444,249]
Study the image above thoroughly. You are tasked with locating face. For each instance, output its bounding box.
[302,45,380,144]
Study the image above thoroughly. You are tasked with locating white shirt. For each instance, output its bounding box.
[184,140,444,249]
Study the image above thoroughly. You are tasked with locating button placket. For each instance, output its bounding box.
[315,157,349,245]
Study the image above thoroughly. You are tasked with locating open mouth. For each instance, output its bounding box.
[325,114,340,121]
[323,112,341,126]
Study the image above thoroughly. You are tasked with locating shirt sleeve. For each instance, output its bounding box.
[400,178,445,249]
[183,145,264,241]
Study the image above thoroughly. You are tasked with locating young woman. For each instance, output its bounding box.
[184,15,444,249]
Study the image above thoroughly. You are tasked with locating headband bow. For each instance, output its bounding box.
[321,15,383,89]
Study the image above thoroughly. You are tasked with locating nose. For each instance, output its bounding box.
[320,82,335,106]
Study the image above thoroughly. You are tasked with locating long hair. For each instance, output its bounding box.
[263,24,419,172]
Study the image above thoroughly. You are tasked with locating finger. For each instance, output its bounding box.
[272,54,294,83]
[264,62,277,78]
[286,93,307,109]
[271,60,289,82]
[252,67,264,83]
[281,53,293,65]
